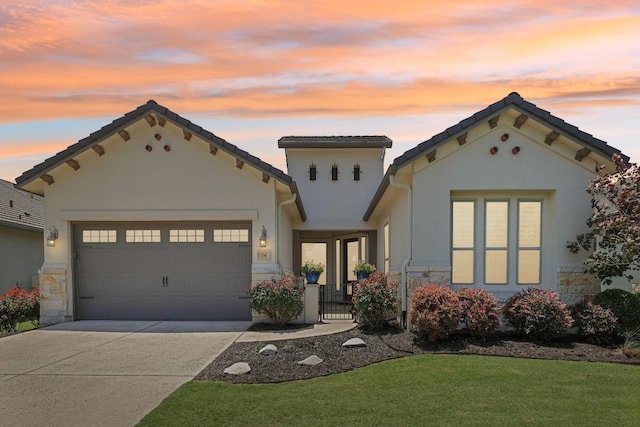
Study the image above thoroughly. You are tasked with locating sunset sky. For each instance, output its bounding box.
[1,0,639,182]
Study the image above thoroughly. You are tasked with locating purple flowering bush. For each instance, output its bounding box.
[352,272,399,329]
[249,276,303,327]
[408,284,461,342]
[457,287,500,338]
[503,288,573,341]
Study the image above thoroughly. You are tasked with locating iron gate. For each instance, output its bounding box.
[319,284,354,320]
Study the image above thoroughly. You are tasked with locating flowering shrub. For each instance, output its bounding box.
[408,284,461,342]
[301,260,324,274]
[249,276,303,327]
[352,272,398,329]
[457,287,500,338]
[593,288,640,333]
[571,301,618,344]
[0,287,40,333]
[503,288,573,341]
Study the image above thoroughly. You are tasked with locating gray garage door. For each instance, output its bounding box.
[74,222,252,320]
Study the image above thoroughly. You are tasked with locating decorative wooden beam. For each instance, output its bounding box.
[117,130,130,141]
[40,174,54,185]
[236,159,244,169]
[183,130,192,141]
[66,159,80,171]
[262,173,270,183]
[488,115,500,129]
[144,115,156,127]
[544,130,559,145]
[514,114,528,129]
[426,150,436,163]
[457,132,468,146]
[157,117,166,127]
[209,145,218,155]
[575,147,591,162]
[92,144,105,156]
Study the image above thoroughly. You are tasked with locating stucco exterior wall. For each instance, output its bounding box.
[39,119,285,324]
[285,147,384,230]
[0,225,43,292]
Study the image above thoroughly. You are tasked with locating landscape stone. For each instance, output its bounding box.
[297,355,323,366]
[342,337,366,348]
[259,344,278,356]
[224,362,251,375]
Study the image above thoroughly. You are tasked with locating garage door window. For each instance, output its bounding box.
[213,229,249,242]
[83,230,117,243]
[126,229,161,243]
[170,229,205,243]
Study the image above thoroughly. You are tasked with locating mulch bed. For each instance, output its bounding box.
[195,324,640,384]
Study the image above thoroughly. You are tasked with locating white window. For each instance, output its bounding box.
[169,229,205,243]
[213,229,249,242]
[126,229,161,243]
[383,223,390,274]
[451,197,542,285]
[82,230,117,243]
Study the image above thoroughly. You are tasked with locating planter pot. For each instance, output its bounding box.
[305,270,321,284]
[356,271,370,281]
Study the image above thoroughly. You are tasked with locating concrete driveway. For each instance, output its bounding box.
[0,320,251,427]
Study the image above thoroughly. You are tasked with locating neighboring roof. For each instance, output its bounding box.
[278,136,392,149]
[0,179,44,232]
[364,92,629,221]
[15,100,306,221]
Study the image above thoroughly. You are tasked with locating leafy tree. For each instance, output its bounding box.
[568,155,640,285]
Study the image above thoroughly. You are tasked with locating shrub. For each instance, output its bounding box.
[249,276,303,327]
[622,328,640,358]
[0,287,40,333]
[571,301,618,344]
[593,288,640,333]
[457,287,499,338]
[408,284,461,342]
[503,288,573,341]
[352,272,398,329]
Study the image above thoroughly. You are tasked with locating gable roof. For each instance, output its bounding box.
[0,179,43,232]
[364,92,628,221]
[15,100,306,221]
[278,136,392,149]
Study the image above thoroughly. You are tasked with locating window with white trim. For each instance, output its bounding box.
[213,229,249,242]
[83,230,117,243]
[451,197,542,285]
[169,229,205,243]
[126,229,161,243]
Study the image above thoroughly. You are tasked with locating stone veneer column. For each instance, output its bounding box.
[557,266,599,305]
[38,267,70,326]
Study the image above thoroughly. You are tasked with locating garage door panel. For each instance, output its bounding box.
[75,222,252,320]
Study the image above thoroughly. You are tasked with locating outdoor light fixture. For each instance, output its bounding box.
[47,226,58,247]
[259,226,267,247]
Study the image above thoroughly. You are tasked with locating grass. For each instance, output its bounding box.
[139,354,640,427]
[0,321,37,336]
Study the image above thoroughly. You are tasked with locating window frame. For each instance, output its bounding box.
[516,199,543,285]
[451,199,476,285]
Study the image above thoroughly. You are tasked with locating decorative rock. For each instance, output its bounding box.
[224,362,251,375]
[259,344,278,356]
[342,337,366,348]
[297,355,323,366]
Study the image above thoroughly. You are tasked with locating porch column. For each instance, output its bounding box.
[304,283,320,324]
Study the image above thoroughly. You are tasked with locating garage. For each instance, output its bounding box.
[74,222,252,320]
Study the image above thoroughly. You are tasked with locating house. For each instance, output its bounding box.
[15,93,626,325]
[0,179,44,293]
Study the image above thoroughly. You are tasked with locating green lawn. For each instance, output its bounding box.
[139,354,640,427]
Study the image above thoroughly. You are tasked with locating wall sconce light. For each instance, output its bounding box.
[331,164,339,181]
[47,226,58,247]
[353,163,361,181]
[309,163,317,181]
[259,226,267,247]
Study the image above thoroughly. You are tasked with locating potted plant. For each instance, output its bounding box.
[353,261,376,281]
[301,260,325,284]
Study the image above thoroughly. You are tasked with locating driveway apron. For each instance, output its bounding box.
[0,321,250,427]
